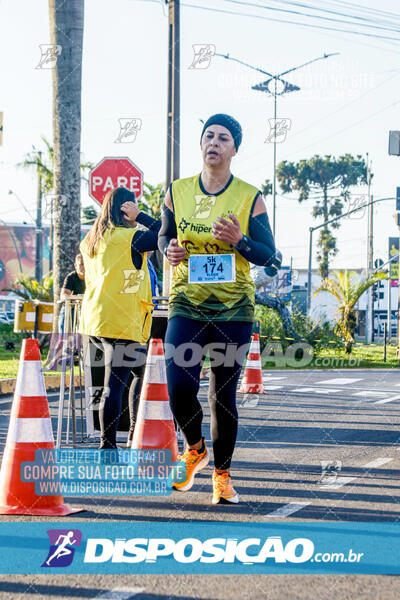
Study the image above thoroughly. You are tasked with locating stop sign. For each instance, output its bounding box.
[89,157,143,205]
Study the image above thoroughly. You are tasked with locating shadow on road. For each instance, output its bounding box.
[0,582,201,599]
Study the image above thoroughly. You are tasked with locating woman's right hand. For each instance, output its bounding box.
[166,239,186,266]
[121,201,140,225]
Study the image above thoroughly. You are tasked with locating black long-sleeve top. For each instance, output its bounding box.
[131,211,161,269]
[158,193,276,266]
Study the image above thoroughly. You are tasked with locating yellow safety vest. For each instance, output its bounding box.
[170,174,258,321]
[79,227,153,342]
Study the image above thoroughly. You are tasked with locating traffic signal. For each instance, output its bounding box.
[372,284,378,303]
[389,131,400,156]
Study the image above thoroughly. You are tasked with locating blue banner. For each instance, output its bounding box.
[0,522,399,574]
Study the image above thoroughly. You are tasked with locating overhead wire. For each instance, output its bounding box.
[233,69,400,172]
[259,0,400,28]
[179,1,400,43]
[327,0,400,21]
[223,0,400,34]
[136,0,400,52]
[238,95,400,178]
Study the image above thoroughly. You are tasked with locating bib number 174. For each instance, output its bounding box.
[188,254,236,284]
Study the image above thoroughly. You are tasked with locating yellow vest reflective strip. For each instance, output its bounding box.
[79,226,153,342]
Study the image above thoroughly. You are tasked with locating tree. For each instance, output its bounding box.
[7,274,53,302]
[315,269,387,353]
[139,183,165,275]
[140,182,165,217]
[81,206,99,225]
[277,155,368,278]
[49,0,85,328]
[261,179,272,200]
[20,136,93,194]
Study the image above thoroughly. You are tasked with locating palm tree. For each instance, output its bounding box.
[49,0,85,329]
[20,136,93,272]
[140,182,165,217]
[7,274,54,302]
[20,136,93,193]
[315,269,387,353]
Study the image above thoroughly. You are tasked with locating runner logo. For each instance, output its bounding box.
[188,44,216,70]
[36,44,62,69]
[120,269,145,294]
[265,118,291,143]
[320,460,342,484]
[115,118,142,144]
[42,529,82,567]
[191,195,216,219]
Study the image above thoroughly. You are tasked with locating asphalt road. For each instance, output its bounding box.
[0,368,400,599]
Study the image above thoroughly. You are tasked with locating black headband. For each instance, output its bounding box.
[200,113,242,150]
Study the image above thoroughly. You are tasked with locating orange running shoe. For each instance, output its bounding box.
[173,439,209,492]
[212,471,239,504]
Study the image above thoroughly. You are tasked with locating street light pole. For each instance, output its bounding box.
[307,227,313,314]
[7,189,35,223]
[387,261,392,343]
[35,151,43,282]
[366,155,374,343]
[272,78,277,236]
[216,52,339,237]
[307,196,395,314]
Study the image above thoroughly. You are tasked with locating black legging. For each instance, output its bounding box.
[89,337,147,447]
[165,317,252,470]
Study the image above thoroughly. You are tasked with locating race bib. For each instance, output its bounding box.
[188,254,236,284]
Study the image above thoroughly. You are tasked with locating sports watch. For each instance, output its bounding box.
[234,234,251,253]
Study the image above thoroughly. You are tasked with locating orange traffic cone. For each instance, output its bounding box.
[0,338,82,516]
[239,333,265,394]
[131,338,178,461]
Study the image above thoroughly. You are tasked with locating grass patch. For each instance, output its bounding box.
[261,341,399,370]
[0,328,79,379]
[0,345,70,379]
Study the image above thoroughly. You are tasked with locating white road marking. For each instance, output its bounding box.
[291,387,340,394]
[318,378,362,385]
[262,376,287,381]
[375,395,400,405]
[96,588,145,599]
[263,385,283,390]
[352,391,389,399]
[267,502,310,518]
[365,458,393,468]
[320,457,393,490]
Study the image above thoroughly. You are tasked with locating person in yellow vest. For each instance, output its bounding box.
[159,114,278,504]
[80,187,160,449]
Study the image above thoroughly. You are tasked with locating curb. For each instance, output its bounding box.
[0,375,83,398]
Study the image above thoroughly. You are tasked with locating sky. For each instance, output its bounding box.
[1,0,400,270]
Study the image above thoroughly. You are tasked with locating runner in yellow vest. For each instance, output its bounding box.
[80,187,160,449]
[159,114,278,503]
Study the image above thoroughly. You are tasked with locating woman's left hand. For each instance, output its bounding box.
[212,214,243,246]
[121,201,140,225]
